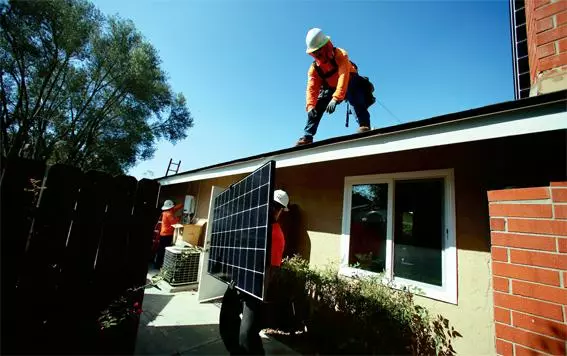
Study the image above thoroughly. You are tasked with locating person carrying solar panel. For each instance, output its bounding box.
[219,189,290,355]
[296,28,376,146]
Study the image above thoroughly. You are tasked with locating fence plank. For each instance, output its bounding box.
[94,175,138,308]
[17,164,83,354]
[125,179,160,354]
[59,170,112,354]
[0,157,46,355]
[130,178,160,287]
[1,158,161,355]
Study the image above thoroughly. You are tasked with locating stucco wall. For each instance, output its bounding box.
[192,174,246,218]
[273,143,497,354]
[164,130,565,355]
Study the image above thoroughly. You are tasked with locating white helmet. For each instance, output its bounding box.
[161,199,175,211]
[305,28,330,53]
[273,189,289,211]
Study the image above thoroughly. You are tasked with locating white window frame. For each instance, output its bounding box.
[340,169,457,305]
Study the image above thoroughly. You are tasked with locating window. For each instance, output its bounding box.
[340,169,457,304]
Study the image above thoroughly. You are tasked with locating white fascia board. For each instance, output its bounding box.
[159,110,566,186]
[159,157,269,185]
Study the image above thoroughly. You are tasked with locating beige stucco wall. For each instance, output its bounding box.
[160,131,565,355]
[417,249,493,354]
[273,144,498,355]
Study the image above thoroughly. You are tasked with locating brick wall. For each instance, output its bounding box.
[488,182,567,355]
[525,0,567,94]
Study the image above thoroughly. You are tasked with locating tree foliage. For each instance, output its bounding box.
[0,0,193,174]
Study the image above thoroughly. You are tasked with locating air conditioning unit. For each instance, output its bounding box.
[162,246,200,286]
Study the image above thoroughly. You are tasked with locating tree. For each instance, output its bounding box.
[0,0,193,174]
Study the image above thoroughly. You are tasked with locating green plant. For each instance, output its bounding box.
[272,255,461,355]
[99,246,203,330]
[98,272,165,330]
[23,178,44,206]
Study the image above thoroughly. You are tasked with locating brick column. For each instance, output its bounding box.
[525,0,567,95]
[488,182,567,356]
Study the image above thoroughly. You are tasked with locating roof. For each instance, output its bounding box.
[158,89,567,186]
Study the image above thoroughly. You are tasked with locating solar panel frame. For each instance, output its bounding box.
[206,160,275,301]
[509,0,530,100]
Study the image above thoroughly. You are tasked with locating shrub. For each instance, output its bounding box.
[270,256,461,355]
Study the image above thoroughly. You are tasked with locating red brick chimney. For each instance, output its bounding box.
[525,0,567,95]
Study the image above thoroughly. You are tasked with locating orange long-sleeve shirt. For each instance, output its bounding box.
[271,222,285,267]
[306,47,357,112]
[160,203,183,236]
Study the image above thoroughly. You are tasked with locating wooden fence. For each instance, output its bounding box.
[0,157,161,355]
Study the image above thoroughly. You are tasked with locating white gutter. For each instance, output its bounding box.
[159,107,566,186]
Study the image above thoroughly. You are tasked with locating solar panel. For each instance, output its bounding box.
[207,160,275,301]
[509,0,530,99]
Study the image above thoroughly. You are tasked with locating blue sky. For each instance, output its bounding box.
[91,0,514,179]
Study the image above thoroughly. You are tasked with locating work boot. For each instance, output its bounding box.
[296,136,313,146]
[357,126,370,133]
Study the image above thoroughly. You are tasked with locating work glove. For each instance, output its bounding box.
[326,99,338,114]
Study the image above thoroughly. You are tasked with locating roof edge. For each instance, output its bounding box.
[156,89,567,181]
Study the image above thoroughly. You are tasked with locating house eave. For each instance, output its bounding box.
[158,94,567,186]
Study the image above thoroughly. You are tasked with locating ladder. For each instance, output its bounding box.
[165,158,181,176]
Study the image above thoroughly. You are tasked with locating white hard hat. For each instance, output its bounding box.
[305,28,330,53]
[161,200,175,211]
[273,189,289,211]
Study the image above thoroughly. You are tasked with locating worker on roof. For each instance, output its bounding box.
[296,28,376,146]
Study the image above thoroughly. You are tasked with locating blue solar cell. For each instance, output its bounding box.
[207,161,275,300]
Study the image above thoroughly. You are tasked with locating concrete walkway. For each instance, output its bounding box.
[135,275,298,355]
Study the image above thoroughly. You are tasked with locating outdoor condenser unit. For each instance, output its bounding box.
[162,246,200,286]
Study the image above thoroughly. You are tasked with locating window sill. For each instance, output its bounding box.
[339,266,457,305]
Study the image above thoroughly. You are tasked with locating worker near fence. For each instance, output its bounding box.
[155,199,183,269]
[219,189,290,355]
[296,28,376,146]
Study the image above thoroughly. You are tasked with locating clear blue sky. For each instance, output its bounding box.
[91,0,514,179]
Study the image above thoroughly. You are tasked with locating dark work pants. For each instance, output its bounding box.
[303,73,371,137]
[155,235,173,269]
[219,287,265,355]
